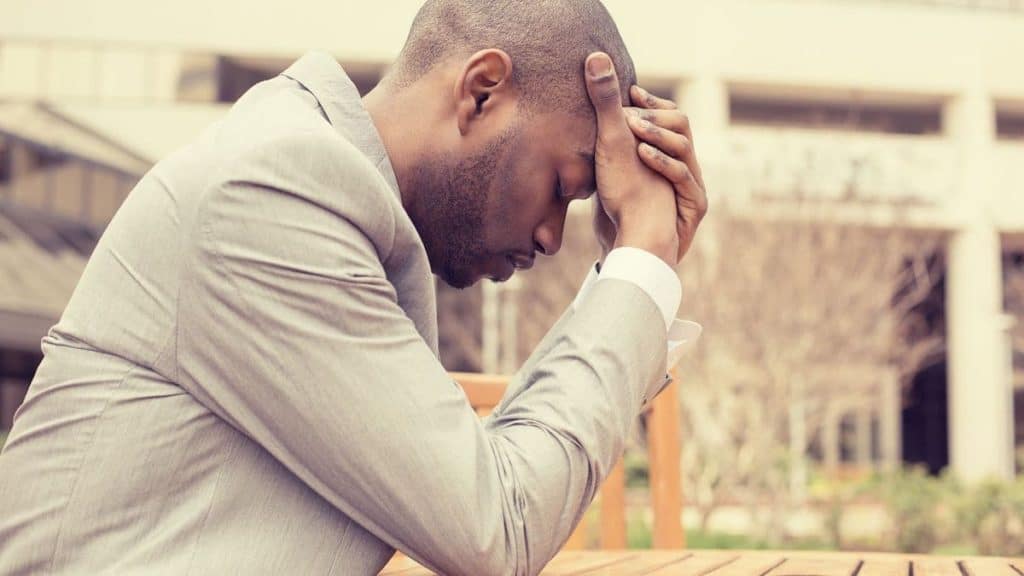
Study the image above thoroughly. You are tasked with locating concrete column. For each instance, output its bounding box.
[481,282,500,374]
[500,277,521,375]
[674,76,728,276]
[788,377,808,502]
[674,76,729,168]
[855,405,873,468]
[823,400,841,473]
[945,89,1015,481]
[879,372,902,471]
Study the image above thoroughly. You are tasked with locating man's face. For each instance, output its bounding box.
[416,112,597,289]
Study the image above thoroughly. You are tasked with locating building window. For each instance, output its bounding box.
[731,93,943,135]
[0,137,11,185]
[215,55,384,103]
[997,108,1024,141]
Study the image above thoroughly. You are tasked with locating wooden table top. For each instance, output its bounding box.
[380,549,1024,575]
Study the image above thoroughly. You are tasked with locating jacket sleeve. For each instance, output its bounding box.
[175,132,668,576]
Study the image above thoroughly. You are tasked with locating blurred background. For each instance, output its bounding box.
[1,0,1023,556]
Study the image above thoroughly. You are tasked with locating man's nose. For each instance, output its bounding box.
[534,209,567,257]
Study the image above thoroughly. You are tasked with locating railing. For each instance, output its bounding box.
[803,0,1024,12]
[725,126,958,205]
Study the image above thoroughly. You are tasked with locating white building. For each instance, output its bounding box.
[1,0,1022,481]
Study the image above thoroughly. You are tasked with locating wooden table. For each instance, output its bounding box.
[381,550,1024,575]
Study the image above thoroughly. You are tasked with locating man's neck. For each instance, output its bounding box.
[363,82,430,217]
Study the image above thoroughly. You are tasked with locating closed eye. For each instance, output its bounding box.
[555,177,567,202]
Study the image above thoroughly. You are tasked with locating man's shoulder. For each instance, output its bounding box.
[222,80,385,186]
[202,82,401,256]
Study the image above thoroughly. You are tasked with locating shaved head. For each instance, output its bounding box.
[367,0,639,288]
[388,0,636,115]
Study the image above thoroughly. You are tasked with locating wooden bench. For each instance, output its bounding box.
[451,370,685,550]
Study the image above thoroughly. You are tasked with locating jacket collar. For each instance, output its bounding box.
[281,51,401,197]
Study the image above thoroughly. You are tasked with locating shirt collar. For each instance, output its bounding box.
[281,51,401,197]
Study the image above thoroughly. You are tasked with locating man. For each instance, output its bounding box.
[0,1,707,574]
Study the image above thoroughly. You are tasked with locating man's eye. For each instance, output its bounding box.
[555,179,565,201]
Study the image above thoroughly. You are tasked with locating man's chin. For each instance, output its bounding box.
[438,267,482,290]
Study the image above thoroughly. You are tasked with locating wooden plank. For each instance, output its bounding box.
[704,553,786,576]
[960,558,1020,576]
[553,552,689,575]
[645,552,739,575]
[857,557,910,576]
[541,551,641,575]
[599,458,627,549]
[912,558,963,576]
[766,556,860,576]
[647,372,685,548]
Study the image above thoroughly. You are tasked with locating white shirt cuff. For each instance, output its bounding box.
[597,247,680,331]
[667,320,702,370]
[572,254,702,374]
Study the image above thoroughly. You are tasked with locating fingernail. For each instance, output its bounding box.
[587,55,612,78]
[639,118,652,130]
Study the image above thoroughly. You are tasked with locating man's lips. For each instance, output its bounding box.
[508,253,535,271]
[489,253,534,283]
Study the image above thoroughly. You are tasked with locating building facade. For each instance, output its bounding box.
[1,0,1022,482]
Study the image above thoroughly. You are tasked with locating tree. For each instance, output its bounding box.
[677,197,944,538]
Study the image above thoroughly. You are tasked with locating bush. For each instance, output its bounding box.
[813,465,1024,556]
[868,467,957,553]
[954,479,1024,556]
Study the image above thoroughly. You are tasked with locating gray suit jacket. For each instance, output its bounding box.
[0,52,667,576]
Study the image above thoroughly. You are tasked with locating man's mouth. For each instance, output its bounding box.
[488,253,534,283]
[508,253,535,271]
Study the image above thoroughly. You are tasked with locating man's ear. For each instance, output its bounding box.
[455,49,514,135]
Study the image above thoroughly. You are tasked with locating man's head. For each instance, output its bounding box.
[373,0,636,288]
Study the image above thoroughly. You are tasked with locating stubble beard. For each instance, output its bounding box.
[413,129,516,289]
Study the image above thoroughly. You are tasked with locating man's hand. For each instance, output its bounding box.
[593,82,709,266]
[585,53,678,267]
[625,85,708,263]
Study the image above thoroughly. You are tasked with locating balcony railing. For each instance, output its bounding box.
[725,126,958,205]
[808,0,1024,12]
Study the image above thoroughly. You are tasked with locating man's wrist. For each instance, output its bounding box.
[613,209,677,267]
[613,233,676,268]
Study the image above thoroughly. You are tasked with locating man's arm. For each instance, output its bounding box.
[175,133,668,576]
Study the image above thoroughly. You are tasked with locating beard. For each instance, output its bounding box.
[410,129,517,289]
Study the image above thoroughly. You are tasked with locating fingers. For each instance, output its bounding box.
[626,114,691,163]
[626,107,693,145]
[638,143,708,216]
[585,52,630,150]
[626,110,704,190]
[637,143,693,189]
[630,85,677,110]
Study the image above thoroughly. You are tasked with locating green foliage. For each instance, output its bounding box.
[626,510,652,549]
[953,478,1024,556]
[623,450,649,489]
[864,467,954,553]
[816,466,1024,556]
